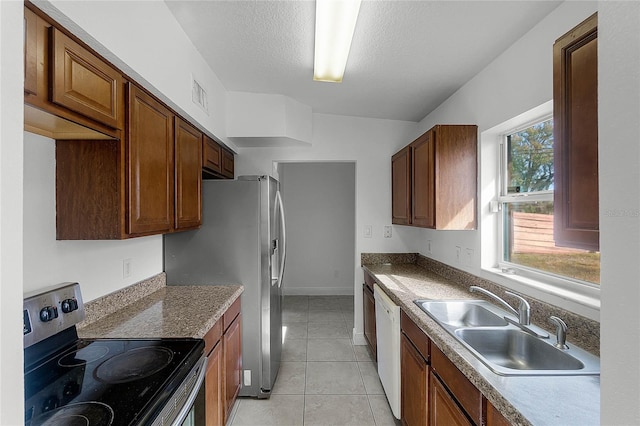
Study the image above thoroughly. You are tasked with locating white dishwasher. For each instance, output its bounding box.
[374,284,401,419]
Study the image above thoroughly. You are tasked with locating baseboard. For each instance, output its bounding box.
[352,330,367,346]
[283,286,354,296]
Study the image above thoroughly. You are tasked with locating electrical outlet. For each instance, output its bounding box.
[123,258,132,278]
[466,248,473,266]
[383,225,392,238]
[455,246,461,262]
[427,240,432,254]
[364,225,372,238]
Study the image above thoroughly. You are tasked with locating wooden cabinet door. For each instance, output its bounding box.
[203,135,222,175]
[411,131,435,228]
[223,314,242,423]
[401,334,428,426]
[363,284,377,361]
[175,117,202,230]
[205,341,223,426]
[24,7,38,95]
[486,402,511,426]
[221,148,235,179]
[553,13,599,251]
[50,28,124,129]
[429,371,473,426]
[392,146,412,225]
[127,83,174,235]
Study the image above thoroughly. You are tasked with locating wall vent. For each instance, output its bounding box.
[191,76,209,114]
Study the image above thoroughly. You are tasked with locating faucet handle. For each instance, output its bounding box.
[549,316,569,349]
[504,291,531,325]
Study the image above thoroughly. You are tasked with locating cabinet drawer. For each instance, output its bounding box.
[204,319,223,356]
[431,343,483,425]
[223,297,242,332]
[400,310,430,361]
[50,27,124,129]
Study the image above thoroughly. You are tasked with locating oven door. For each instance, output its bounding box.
[152,356,207,426]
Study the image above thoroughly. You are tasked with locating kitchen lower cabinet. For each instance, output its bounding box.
[401,310,512,426]
[203,298,242,426]
[401,334,429,426]
[223,300,242,424]
[430,371,473,426]
[363,272,377,360]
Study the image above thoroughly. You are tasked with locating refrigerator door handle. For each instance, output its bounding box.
[275,190,287,289]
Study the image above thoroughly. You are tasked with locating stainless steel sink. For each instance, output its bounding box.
[415,300,508,327]
[414,299,600,376]
[454,328,599,375]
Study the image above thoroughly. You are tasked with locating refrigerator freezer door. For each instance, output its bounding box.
[164,177,283,398]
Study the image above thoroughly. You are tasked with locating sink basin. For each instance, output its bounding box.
[455,328,587,373]
[415,300,508,328]
[414,299,600,376]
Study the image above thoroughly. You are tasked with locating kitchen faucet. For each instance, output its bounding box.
[469,286,548,338]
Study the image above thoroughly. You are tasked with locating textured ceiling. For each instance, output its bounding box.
[165,0,561,122]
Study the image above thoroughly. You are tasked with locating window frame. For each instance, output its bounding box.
[479,101,600,316]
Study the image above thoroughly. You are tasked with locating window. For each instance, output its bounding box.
[498,118,600,285]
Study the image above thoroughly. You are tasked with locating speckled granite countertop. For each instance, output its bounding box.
[78,285,243,340]
[363,263,600,426]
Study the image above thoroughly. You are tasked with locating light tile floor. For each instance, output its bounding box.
[229,295,401,426]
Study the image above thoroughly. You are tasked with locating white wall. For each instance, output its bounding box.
[0,1,25,423]
[411,1,600,318]
[23,132,164,302]
[236,113,421,340]
[280,162,355,295]
[599,1,640,423]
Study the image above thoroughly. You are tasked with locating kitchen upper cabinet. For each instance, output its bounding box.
[392,146,412,225]
[175,117,203,230]
[24,5,122,140]
[392,125,477,230]
[222,147,235,179]
[203,135,235,180]
[24,7,38,96]
[553,13,599,251]
[203,135,223,176]
[56,83,207,239]
[50,27,124,129]
[127,83,175,236]
[363,272,377,361]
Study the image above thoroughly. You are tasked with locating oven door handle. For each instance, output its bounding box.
[172,356,208,426]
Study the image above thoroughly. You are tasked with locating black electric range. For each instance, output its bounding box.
[23,283,205,426]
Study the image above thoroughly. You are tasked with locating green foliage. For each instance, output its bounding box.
[507,119,554,193]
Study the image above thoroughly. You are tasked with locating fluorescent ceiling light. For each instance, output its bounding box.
[314,0,362,83]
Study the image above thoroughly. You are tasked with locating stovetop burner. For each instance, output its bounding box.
[58,345,109,368]
[31,402,114,426]
[94,346,173,384]
[23,283,205,426]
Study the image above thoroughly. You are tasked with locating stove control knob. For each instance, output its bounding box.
[61,298,78,313]
[39,306,58,322]
[42,395,59,412]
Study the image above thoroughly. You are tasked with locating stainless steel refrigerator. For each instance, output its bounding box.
[163,175,286,398]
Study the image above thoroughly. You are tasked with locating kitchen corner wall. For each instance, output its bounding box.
[23,132,163,303]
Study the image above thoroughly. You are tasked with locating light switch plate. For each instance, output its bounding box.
[364,225,372,238]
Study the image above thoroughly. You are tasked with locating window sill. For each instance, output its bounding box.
[480,267,600,321]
